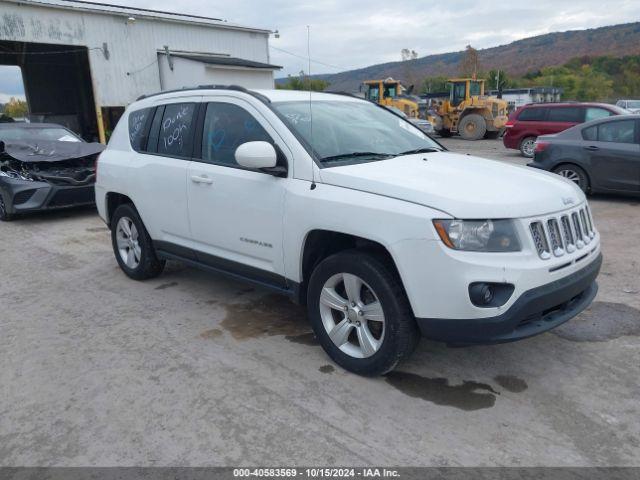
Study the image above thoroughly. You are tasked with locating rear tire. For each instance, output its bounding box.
[111,204,165,280]
[459,114,487,140]
[519,136,537,158]
[307,250,419,376]
[553,164,590,193]
[0,194,13,222]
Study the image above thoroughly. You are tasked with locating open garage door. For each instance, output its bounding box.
[0,40,99,141]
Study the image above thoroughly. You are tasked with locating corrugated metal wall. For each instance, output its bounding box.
[0,1,271,106]
[158,56,275,90]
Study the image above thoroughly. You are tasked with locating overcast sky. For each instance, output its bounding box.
[1,0,639,101]
[137,0,640,77]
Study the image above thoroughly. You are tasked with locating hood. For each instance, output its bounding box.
[0,140,105,163]
[318,151,584,218]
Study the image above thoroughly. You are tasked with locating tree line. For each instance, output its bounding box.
[0,97,28,121]
[420,47,640,102]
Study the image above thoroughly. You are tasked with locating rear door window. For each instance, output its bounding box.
[597,120,636,144]
[547,107,582,123]
[585,107,613,122]
[157,103,197,158]
[516,107,547,121]
[201,102,273,166]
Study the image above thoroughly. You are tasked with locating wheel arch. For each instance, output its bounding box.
[552,162,592,191]
[105,192,136,226]
[297,229,405,307]
[519,134,538,147]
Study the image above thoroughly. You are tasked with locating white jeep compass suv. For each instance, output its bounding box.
[95,86,602,376]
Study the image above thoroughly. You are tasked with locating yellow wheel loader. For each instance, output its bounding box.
[362,78,420,118]
[430,78,508,140]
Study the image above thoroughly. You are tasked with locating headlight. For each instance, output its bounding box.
[433,219,521,252]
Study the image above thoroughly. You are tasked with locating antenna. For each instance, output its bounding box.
[307,25,316,190]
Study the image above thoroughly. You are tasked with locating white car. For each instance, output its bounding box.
[615,99,640,114]
[95,86,602,376]
[385,105,434,134]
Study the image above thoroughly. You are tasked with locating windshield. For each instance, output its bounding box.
[273,100,442,166]
[0,126,82,143]
[470,81,482,96]
[365,85,380,102]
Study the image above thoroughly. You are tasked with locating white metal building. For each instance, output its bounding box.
[487,87,563,111]
[0,0,280,142]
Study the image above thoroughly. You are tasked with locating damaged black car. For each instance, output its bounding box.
[0,123,104,221]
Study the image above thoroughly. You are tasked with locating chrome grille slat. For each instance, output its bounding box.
[547,219,564,257]
[560,215,576,253]
[571,212,585,249]
[579,209,590,244]
[530,221,551,260]
[586,206,595,239]
[530,205,596,259]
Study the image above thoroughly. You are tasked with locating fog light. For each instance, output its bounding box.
[469,282,515,308]
[470,283,494,306]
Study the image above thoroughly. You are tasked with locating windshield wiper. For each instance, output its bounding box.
[320,152,393,162]
[396,147,442,156]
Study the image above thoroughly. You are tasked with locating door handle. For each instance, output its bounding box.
[584,145,599,151]
[191,175,213,184]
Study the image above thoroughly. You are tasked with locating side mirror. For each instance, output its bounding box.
[235,141,277,170]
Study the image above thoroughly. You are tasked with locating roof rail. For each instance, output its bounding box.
[135,84,271,103]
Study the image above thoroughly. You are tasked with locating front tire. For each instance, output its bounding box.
[111,204,165,280]
[0,194,13,222]
[520,136,536,158]
[307,250,419,376]
[553,164,590,193]
[459,113,487,140]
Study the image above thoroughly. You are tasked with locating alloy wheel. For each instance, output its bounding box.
[116,216,142,269]
[318,273,385,359]
[522,139,535,157]
[557,168,581,186]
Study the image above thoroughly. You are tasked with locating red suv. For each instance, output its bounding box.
[503,102,628,157]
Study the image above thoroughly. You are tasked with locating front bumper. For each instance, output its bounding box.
[0,178,95,215]
[416,253,602,344]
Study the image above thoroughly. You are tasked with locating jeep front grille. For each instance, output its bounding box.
[529,206,596,260]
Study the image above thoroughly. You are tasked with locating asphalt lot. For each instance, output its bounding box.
[1,137,639,467]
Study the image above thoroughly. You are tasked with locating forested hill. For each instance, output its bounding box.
[295,22,640,92]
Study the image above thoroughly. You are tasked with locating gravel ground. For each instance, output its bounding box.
[438,136,529,164]
[0,138,638,467]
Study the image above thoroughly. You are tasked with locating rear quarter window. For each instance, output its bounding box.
[582,125,598,141]
[585,107,613,122]
[128,107,153,151]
